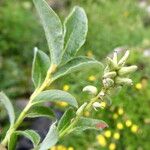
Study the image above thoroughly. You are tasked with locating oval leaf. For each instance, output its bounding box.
[40,123,58,150]
[9,130,41,150]
[33,0,63,65]
[71,117,108,134]
[32,48,50,88]
[32,90,78,108]
[62,6,88,62]
[26,106,55,119]
[0,92,15,126]
[57,107,75,132]
[52,56,103,81]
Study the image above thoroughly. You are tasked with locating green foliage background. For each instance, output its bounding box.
[0,0,150,149]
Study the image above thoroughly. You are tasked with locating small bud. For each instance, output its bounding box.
[104,65,110,74]
[113,51,118,64]
[118,66,137,76]
[99,90,105,97]
[115,77,133,86]
[106,57,118,70]
[83,85,98,95]
[93,102,106,111]
[103,71,117,78]
[118,50,130,67]
[103,78,114,88]
[76,102,87,115]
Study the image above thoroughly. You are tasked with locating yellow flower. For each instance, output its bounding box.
[135,83,142,90]
[109,143,116,150]
[113,132,120,140]
[123,11,129,17]
[63,85,70,91]
[57,145,67,150]
[88,75,96,81]
[113,113,118,119]
[131,124,138,133]
[101,102,106,109]
[125,120,132,127]
[57,102,68,107]
[118,108,124,115]
[97,135,107,147]
[117,122,124,130]
[51,146,57,150]
[104,130,111,138]
[84,111,90,117]
[87,50,94,57]
[68,147,74,150]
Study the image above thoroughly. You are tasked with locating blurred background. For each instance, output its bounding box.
[0,0,150,149]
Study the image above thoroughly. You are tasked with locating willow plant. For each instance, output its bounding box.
[0,0,137,150]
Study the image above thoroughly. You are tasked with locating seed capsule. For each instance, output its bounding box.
[115,77,133,86]
[83,85,98,95]
[103,71,117,78]
[118,66,137,76]
[118,50,130,67]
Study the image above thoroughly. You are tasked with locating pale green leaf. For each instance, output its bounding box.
[40,123,58,150]
[0,92,15,126]
[9,130,41,150]
[70,117,108,134]
[32,48,50,88]
[57,108,75,131]
[33,0,63,65]
[32,90,78,108]
[62,6,88,62]
[52,56,103,81]
[26,106,55,119]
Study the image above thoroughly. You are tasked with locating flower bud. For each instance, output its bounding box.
[83,85,98,95]
[107,57,117,70]
[103,71,117,78]
[118,50,130,67]
[99,90,105,97]
[118,66,137,76]
[113,51,118,64]
[104,65,110,74]
[76,102,87,115]
[115,77,133,86]
[103,78,114,88]
[93,102,106,111]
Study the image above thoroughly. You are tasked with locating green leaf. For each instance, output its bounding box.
[32,90,78,108]
[71,117,108,134]
[9,130,41,150]
[62,6,88,62]
[40,123,58,150]
[32,48,50,88]
[52,56,103,81]
[0,92,15,126]
[26,106,55,119]
[57,108,75,131]
[33,0,63,65]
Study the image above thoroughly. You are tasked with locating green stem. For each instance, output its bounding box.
[59,88,108,139]
[59,93,102,139]
[1,64,57,147]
